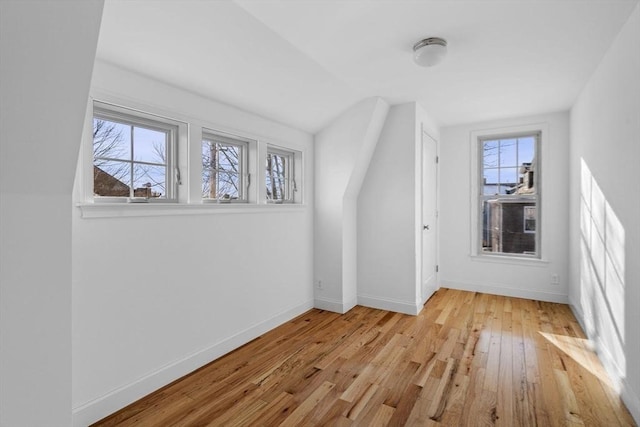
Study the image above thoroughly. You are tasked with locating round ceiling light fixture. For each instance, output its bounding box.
[413,37,448,67]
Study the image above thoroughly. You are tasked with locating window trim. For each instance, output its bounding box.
[470,123,547,262]
[92,101,181,203]
[201,129,251,203]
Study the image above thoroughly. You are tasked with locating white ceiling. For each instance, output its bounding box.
[97,0,639,133]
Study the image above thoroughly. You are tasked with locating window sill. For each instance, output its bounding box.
[77,202,307,219]
[470,253,549,267]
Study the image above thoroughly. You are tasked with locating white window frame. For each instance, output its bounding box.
[201,130,250,203]
[470,124,547,262]
[265,145,298,203]
[91,101,180,203]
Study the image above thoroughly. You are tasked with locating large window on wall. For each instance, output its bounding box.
[202,132,248,202]
[93,102,178,201]
[479,132,540,257]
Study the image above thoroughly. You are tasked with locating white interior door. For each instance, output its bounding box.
[421,131,438,302]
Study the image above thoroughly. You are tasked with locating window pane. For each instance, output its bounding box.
[133,164,166,198]
[217,172,240,199]
[133,127,167,164]
[93,103,178,201]
[93,118,130,161]
[499,139,517,167]
[202,168,214,199]
[483,169,500,195]
[266,175,285,200]
[202,139,242,200]
[482,200,537,254]
[94,160,130,197]
[479,132,538,257]
[500,168,518,187]
[218,145,240,172]
[483,140,499,168]
[518,136,535,164]
[266,152,288,201]
[202,140,215,170]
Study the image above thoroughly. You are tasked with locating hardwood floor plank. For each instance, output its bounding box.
[511,297,537,427]
[483,294,503,393]
[366,403,395,426]
[278,380,335,427]
[312,396,353,425]
[236,391,294,426]
[345,383,379,420]
[438,373,470,426]
[553,367,585,425]
[91,288,637,427]
[497,309,514,426]
[426,356,459,421]
[384,383,422,425]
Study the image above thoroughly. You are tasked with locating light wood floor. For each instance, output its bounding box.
[93,288,636,426]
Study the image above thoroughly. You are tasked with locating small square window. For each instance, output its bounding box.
[266,147,295,203]
[93,103,178,201]
[202,132,248,202]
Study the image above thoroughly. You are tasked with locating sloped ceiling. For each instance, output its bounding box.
[97,0,639,133]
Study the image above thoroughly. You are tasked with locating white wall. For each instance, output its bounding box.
[439,112,570,303]
[357,103,439,314]
[314,98,389,313]
[72,61,314,425]
[569,3,640,421]
[0,1,103,426]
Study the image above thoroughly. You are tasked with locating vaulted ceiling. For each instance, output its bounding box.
[97,0,639,133]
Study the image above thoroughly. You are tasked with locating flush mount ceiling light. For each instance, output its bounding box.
[413,37,448,67]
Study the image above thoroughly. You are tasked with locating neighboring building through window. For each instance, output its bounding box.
[480,133,539,256]
[87,101,304,210]
[523,206,536,233]
[202,132,248,202]
[266,147,295,203]
[93,102,178,201]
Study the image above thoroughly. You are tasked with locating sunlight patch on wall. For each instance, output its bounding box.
[579,158,626,380]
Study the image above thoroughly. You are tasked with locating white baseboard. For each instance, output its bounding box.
[569,299,640,424]
[72,299,314,427]
[314,296,354,314]
[358,294,421,316]
[440,280,568,304]
[420,283,439,306]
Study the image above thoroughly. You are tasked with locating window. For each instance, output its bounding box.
[202,132,248,202]
[82,99,306,217]
[479,133,539,256]
[266,147,295,203]
[93,102,178,201]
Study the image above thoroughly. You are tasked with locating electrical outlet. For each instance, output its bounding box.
[551,274,559,285]
[316,280,323,290]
